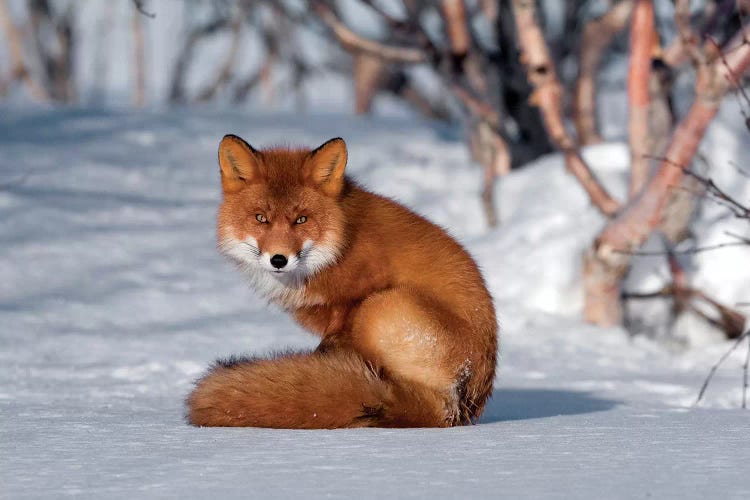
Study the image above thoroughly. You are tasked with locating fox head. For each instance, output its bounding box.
[216,134,347,289]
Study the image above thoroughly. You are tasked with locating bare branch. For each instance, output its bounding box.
[709,35,750,126]
[439,0,488,97]
[661,0,740,68]
[628,0,657,198]
[615,239,750,256]
[584,25,750,326]
[360,0,406,28]
[384,71,453,120]
[132,0,155,19]
[469,120,511,227]
[623,243,747,340]
[196,7,244,102]
[442,0,470,58]
[310,1,427,63]
[169,17,232,103]
[511,0,620,217]
[575,0,635,145]
[451,84,499,124]
[647,155,750,220]
[600,28,750,252]
[0,0,48,100]
[674,0,707,67]
[27,0,76,102]
[353,52,386,114]
[695,329,750,406]
[689,288,748,339]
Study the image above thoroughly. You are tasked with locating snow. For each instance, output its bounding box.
[1,108,749,499]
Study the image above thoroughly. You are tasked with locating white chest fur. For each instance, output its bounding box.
[240,265,319,310]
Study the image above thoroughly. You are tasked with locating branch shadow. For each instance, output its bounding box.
[479,388,620,423]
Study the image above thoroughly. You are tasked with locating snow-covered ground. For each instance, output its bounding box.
[1,108,749,499]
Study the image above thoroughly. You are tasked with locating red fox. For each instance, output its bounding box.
[187,135,498,428]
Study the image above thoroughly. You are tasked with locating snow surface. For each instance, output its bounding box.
[1,109,749,499]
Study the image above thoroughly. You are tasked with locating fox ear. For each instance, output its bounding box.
[305,138,347,196]
[218,134,262,193]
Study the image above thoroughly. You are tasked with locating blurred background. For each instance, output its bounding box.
[3,0,748,339]
[2,1,750,496]
[1,0,750,378]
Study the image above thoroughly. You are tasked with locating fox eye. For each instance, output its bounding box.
[295,216,307,224]
[255,214,268,223]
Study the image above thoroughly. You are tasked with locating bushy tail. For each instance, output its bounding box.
[186,349,452,429]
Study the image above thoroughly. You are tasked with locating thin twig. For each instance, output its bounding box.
[628,0,657,198]
[695,329,750,406]
[729,161,750,178]
[168,17,232,102]
[615,230,750,256]
[644,154,750,220]
[623,275,747,340]
[196,5,244,102]
[615,240,749,256]
[725,231,750,243]
[622,285,674,299]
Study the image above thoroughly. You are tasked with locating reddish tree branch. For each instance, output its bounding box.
[444,0,489,97]
[469,120,511,227]
[623,283,747,338]
[442,0,470,57]
[311,1,426,63]
[451,84,499,124]
[353,52,386,114]
[0,0,48,100]
[628,0,657,197]
[511,0,621,217]
[309,0,512,227]
[584,26,750,326]
[674,0,707,66]
[575,0,635,145]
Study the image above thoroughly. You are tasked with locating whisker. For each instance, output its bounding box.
[243,242,261,256]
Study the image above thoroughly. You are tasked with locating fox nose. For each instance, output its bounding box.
[270,254,288,269]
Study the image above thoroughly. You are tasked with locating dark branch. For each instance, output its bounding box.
[132,0,155,19]
[695,329,750,407]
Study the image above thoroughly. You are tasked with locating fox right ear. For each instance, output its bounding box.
[218,135,262,193]
[304,137,348,197]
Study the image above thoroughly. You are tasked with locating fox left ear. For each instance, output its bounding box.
[305,137,347,197]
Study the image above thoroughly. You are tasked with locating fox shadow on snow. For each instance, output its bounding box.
[479,388,619,423]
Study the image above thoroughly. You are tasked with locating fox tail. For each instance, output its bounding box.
[186,349,453,429]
